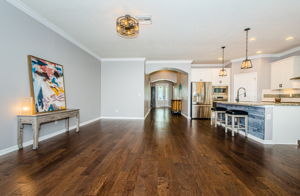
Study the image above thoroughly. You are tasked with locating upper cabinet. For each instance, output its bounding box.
[211,68,231,86]
[271,56,300,89]
[191,68,231,86]
[191,68,213,82]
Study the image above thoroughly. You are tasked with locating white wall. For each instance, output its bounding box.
[101,59,145,118]
[0,1,101,152]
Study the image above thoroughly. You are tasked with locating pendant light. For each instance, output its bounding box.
[241,28,253,69]
[219,46,227,77]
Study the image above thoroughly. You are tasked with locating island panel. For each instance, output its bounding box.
[216,103,265,139]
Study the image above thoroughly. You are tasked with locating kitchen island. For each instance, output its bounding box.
[215,101,300,144]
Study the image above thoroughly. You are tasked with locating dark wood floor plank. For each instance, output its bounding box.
[0,108,299,196]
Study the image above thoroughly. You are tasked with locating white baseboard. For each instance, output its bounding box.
[80,116,102,126]
[101,116,144,120]
[0,116,101,157]
[235,131,277,144]
[238,131,270,144]
[181,112,191,119]
[144,109,151,119]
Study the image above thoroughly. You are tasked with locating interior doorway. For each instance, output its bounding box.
[146,70,189,116]
[155,83,171,108]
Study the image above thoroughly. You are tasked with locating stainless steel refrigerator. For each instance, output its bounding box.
[191,82,212,119]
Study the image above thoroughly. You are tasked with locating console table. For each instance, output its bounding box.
[17,109,80,150]
[171,99,182,114]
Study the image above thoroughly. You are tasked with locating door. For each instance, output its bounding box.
[151,86,156,108]
[156,83,170,107]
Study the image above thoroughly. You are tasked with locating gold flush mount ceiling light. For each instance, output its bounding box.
[116,15,139,38]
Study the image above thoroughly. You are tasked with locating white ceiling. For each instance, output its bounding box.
[17,0,300,63]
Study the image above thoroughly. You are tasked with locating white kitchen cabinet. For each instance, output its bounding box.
[191,68,212,82]
[191,68,230,85]
[271,56,300,89]
[211,68,231,85]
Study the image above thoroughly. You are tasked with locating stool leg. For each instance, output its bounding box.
[231,115,235,136]
[237,117,240,134]
[245,116,248,137]
[225,114,228,133]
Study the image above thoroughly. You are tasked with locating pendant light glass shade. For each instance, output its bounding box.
[219,46,227,77]
[241,28,253,69]
[241,59,253,69]
[219,68,227,77]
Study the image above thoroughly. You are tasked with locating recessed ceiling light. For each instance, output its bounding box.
[286,36,294,41]
[249,37,256,41]
[256,50,262,54]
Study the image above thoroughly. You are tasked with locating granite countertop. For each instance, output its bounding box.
[215,101,300,106]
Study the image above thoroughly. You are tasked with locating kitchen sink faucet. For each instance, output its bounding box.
[236,87,247,103]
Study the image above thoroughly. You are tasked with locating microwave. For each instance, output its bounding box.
[212,86,228,94]
[212,86,228,101]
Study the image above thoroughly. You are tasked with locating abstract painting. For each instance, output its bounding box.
[28,55,66,113]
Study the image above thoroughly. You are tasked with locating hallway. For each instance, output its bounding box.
[0,108,299,195]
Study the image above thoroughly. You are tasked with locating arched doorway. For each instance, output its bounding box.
[146,70,189,117]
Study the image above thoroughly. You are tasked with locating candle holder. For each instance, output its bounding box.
[20,97,34,115]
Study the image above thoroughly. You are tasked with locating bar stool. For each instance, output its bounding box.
[211,107,227,127]
[225,110,248,137]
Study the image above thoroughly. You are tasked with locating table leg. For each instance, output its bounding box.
[76,112,80,132]
[66,118,70,132]
[17,118,24,149]
[32,119,40,150]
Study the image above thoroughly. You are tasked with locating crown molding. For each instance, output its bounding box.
[230,46,300,63]
[191,60,232,68]
[146,60,193,65]
[6,0,101,61]
[230,54,278,63]
[101,58,146,62]
[191,64,222,68]
[276,46,300,57]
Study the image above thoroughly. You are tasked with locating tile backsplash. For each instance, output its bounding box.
[262,89,300,102]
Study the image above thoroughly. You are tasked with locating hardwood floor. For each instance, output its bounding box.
[0,108,300,195]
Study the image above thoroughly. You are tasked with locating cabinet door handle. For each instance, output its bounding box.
[279,84,283,88]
